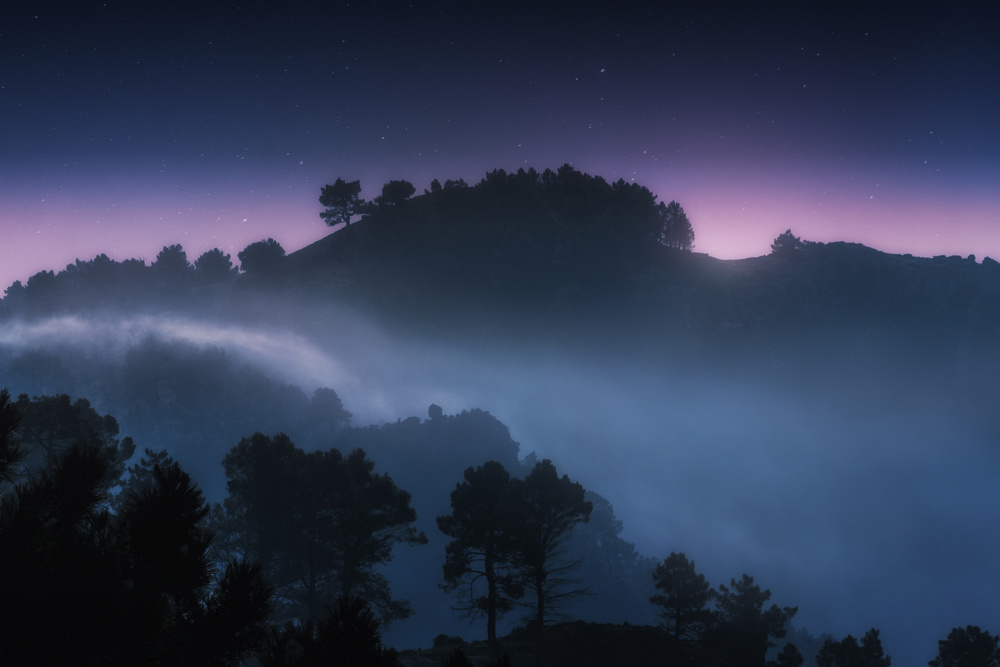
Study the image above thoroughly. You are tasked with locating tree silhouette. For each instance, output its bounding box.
[118,460,214,620]
[238,238,286,274]
[0,388,24,485]
[13,393,135,492]
[194,247,238,282]
[658,200,695,250]
[112,447,177,513]
[437,460,524,652]
[771,229,805,256]
[509,458,592,657]
[314,447,427,620]
[121,459,273,664]
[0,439,271,664]
[568,490,657,625]
[314,596,399,665]
[320,177,365,227]
[213,435,425,624]
[212,433,300,600]
[306,387,353,433]
[2,279,28,314]
[772,642,805,666]
[816,628,891,667]
[259,596,399,666]
[24,269,60,313]
[0,443,122,663]
[375,180,416,207]
[199,558,275,666]
[929,626,1000,667]
[650,551,712,641]
[153,244,192,286]
[710,574,797,667]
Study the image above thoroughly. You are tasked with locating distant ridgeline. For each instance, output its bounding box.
[3,165,1000,351]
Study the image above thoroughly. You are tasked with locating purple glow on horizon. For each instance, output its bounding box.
[3,159,997,290]
[2,4,996,290]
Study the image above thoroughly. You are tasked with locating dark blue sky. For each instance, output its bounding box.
[3,4,1000,662]
[2,1,998,287]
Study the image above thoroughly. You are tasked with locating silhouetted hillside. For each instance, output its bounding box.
[5,166,1000,361]
[288,166,688,327]
[288,169,1000,356]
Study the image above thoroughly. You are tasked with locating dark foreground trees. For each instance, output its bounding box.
[261,596,399,667]
[0,429,272,664]
[437,459,592,654]
[512,459,593,634]
[650,551,712,642]
[0,388,23,483]
[645,552,802,666]
[711,574,798,667]
[0,392,410,665]
[438,461,524,651]
[773,641,805,666]
[11,393,135,493]
[929,626,1000,667]
[816,628,891,666]
[211,433,426,624]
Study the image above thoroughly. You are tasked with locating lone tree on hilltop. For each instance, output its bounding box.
[320,178,365,227]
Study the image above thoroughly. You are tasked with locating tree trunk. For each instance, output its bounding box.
[534,568,545,664]
[486,555,498,652]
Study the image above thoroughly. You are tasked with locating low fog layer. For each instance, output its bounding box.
[2,308,998,666]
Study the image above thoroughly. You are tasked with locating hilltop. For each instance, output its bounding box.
[4,165,1000,360]
[289,167,1000,361]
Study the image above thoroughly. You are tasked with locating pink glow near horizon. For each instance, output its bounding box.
[2,164,998,292]
[0,187,330,289]
[675,166,1000,261]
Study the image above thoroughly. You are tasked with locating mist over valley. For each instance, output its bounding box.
[3,170,999,665]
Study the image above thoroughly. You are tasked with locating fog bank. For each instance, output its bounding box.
[2,309,997,664]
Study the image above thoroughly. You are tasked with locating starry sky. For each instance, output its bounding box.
[1,1,998,289]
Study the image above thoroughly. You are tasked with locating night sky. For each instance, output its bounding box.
[4,4,1000,661]
[2,1,998,289]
